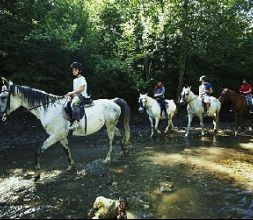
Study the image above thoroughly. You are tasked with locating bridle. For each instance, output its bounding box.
[139,97,152,110]
[181,91,198,104]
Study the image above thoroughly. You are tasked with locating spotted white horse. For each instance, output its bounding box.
[138,93,177,137]
[0,78,130,181]
[179,86,221,137]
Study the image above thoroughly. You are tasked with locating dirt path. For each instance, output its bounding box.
[0,112,253,218]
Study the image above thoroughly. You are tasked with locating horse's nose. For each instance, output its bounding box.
[179,100,185,105]
[138,107,144,113]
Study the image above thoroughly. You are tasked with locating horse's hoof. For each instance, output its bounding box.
[124,150,129,156]
[66,165,75,171]
[103,159,111,164]
[34,175,40,182]
[156,130,161,134]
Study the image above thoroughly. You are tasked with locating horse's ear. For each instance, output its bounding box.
[2,77,9,85]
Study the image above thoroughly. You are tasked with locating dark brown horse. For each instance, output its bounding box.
[219,88,248,136]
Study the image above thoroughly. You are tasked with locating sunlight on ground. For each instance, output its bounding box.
[0,168,63,200]
[144,146,253,188]
[240,142,253,150]
[150,187,199,218]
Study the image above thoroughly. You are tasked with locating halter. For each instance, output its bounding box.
[181,91,198,104]
[139,97,152,110]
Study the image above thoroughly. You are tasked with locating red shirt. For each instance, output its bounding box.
[240,83,252,95]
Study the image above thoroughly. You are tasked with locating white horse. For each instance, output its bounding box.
[179,86,221,137]
[138,93,177,137]
[0,78,130,181]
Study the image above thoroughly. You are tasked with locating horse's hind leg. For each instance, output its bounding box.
[212,112,219,133]
[104,121,117,163]
[60,138,75,171]
[34,135,59,182]
[114,127,128,155]
[155,118,161,134]
[165,115,172,133]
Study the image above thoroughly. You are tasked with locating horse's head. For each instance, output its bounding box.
[219,88,230,103]
[0,77,13,121]
[138,93,148,113]
[179,86,191,105]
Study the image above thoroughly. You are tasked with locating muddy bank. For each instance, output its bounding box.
[0,111,253,218]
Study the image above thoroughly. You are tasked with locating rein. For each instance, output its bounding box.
[2,93,66,121]
[24,96,66,112]
[186,95,198,104]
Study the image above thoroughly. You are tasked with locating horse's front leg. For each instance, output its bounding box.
[34,135,59,182]
[199,114,205,136]
[185,114,193,137]
[235,112,240,136]
[155,117,161,134]
[60,138,75,171]
[149,116,155,138]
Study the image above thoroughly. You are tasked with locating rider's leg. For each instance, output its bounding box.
[203,95,210,116]
[69,96,81,130]
[247,95,253,113]
[156,98,163,116]
[161,99,168,117]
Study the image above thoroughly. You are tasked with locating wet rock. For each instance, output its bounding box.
[160,182,175,193]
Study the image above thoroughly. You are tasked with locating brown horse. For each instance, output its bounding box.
[219,88,248,136]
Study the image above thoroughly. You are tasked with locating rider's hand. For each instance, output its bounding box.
[65,92,72,97]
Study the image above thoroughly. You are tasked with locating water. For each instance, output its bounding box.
[0,127,253,218]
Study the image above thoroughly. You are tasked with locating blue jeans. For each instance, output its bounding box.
[245,95,253,111]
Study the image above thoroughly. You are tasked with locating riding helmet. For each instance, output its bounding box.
[70,62,83,72]
[199,75,206,81]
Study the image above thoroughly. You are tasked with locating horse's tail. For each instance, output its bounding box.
[113,98,131,145]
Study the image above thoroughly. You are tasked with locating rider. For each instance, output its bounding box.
[65,62,89,130]
[199,75,213,116]
[154,81,168,117]
[239,78,253,114]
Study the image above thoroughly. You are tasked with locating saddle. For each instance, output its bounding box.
[63,97,94,122]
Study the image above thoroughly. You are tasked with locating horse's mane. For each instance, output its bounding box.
[10,84,61,108]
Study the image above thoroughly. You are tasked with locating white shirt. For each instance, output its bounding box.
[73,75,88,97]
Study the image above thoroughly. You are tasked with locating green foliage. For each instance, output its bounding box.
[1,0,252,106]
